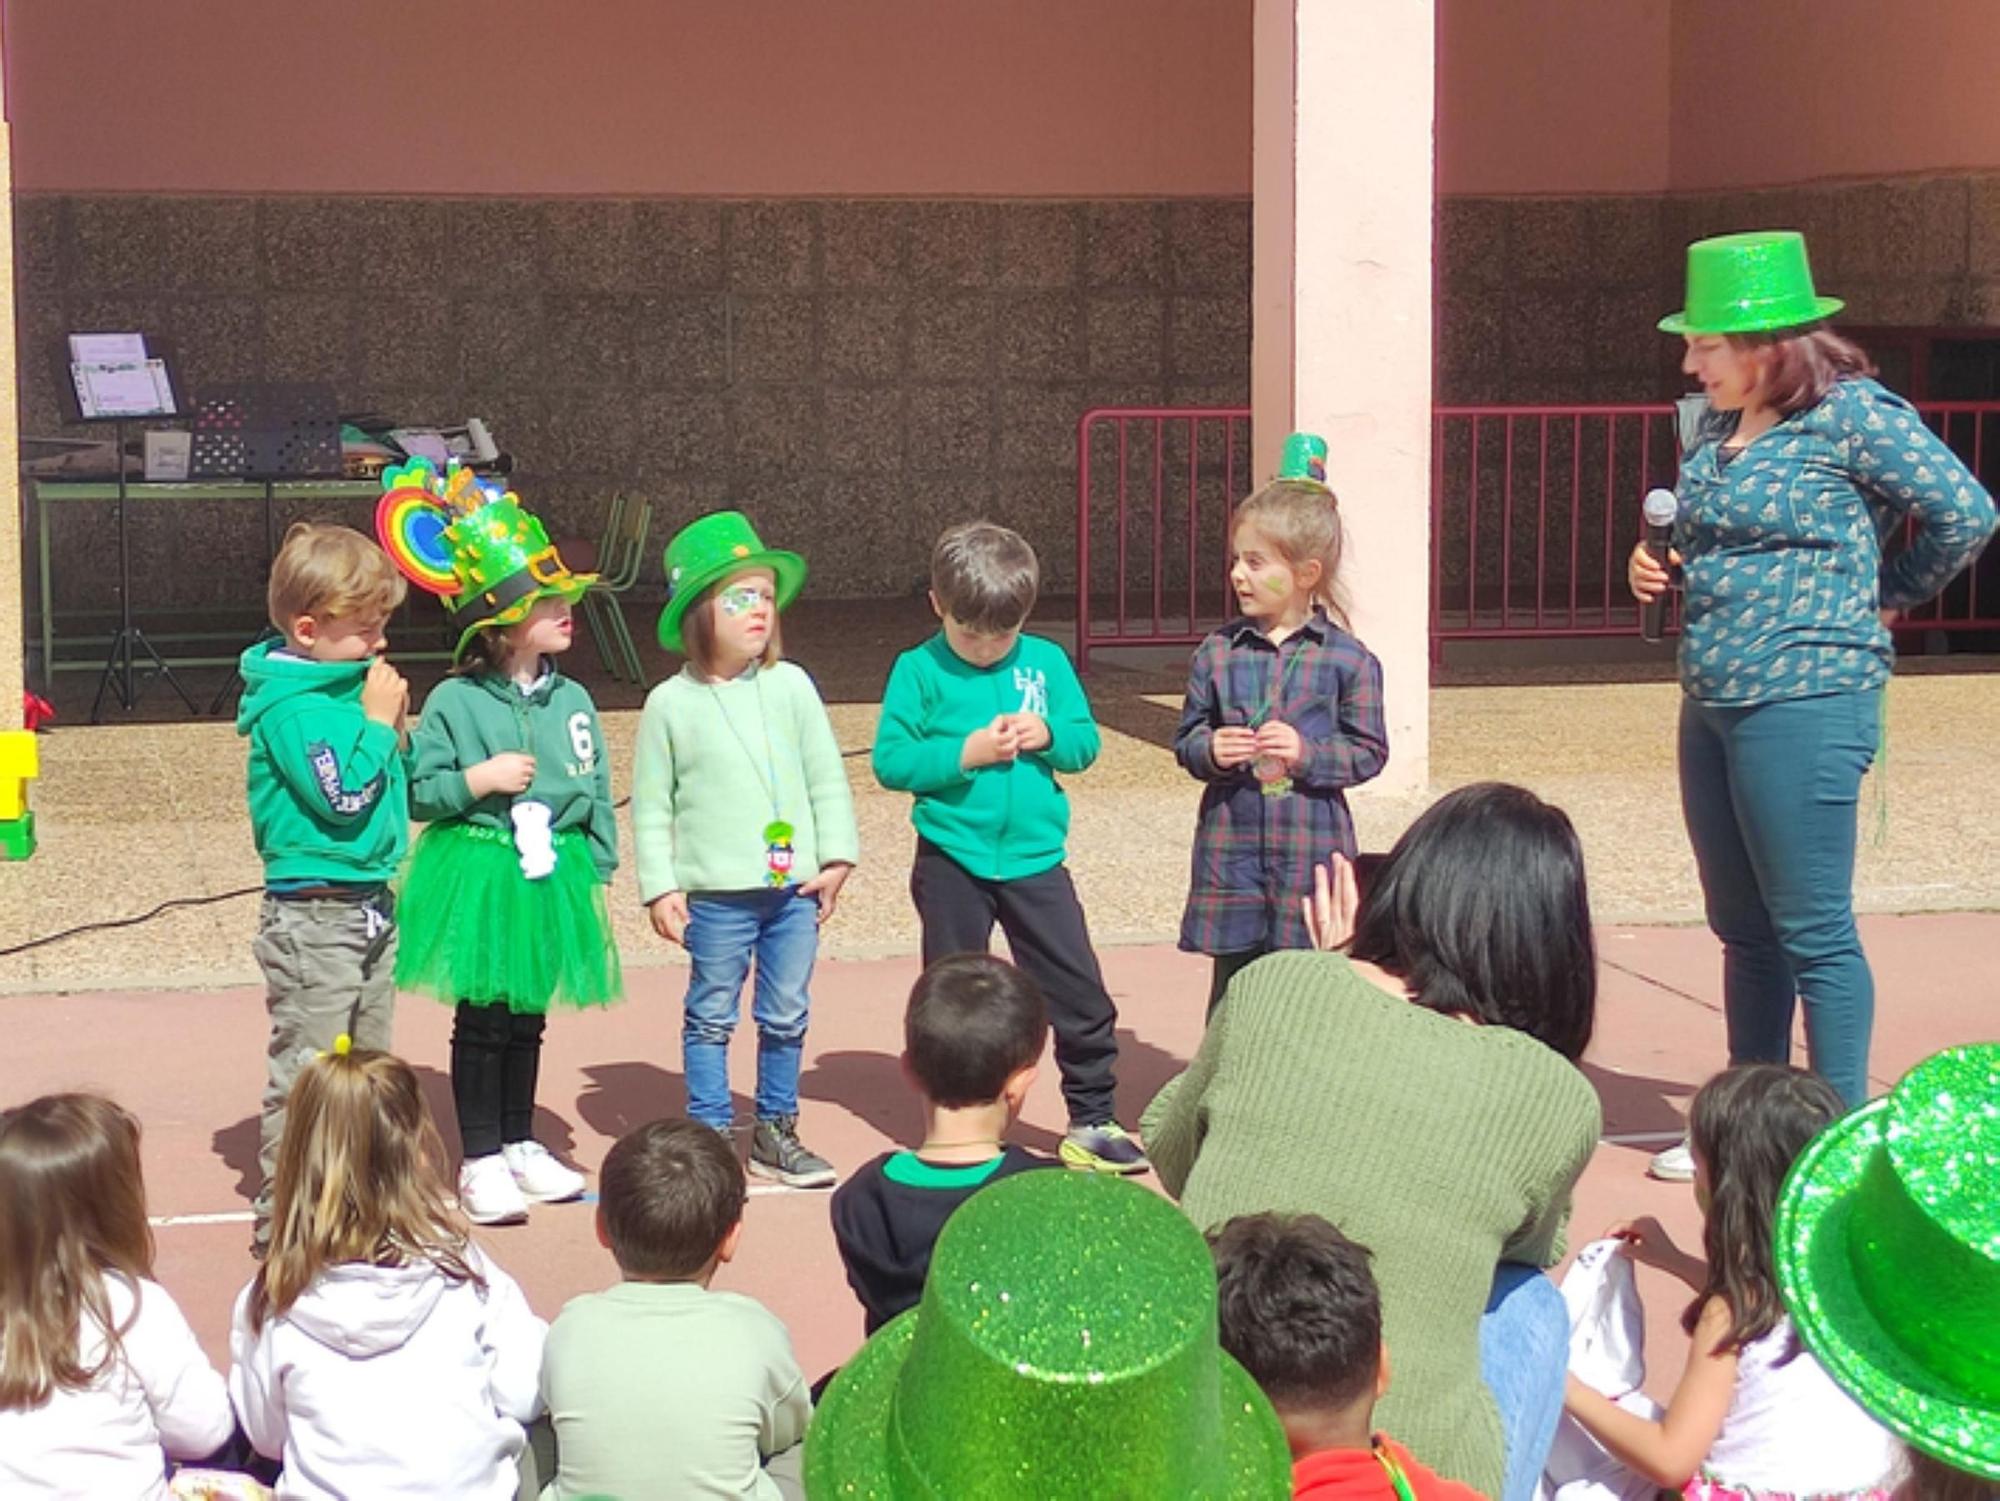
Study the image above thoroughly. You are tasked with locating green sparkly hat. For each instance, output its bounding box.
[656,510,806,653]
[803,1171,1291,1499]
[1774,1044,2000,1482]
[1277,431,1329,488]
[1658,230,1844,336]
[374,458,596,661]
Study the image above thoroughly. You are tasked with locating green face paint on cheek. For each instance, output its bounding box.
[1262,576,1290,596]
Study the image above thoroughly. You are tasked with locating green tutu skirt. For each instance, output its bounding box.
[395,821,622,1013]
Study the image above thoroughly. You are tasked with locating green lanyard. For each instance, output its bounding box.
[1373,1441,1418,1501]
[707,672,797,887]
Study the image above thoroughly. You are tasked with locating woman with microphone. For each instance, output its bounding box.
[1632,231,1994,1176]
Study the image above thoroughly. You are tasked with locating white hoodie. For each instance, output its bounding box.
[228,1244,546,1501]
[0,1273,235,1501]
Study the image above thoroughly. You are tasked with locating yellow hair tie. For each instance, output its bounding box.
[332,1034,353,1056]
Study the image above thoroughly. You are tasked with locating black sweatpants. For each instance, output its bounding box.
[451,1002,547,1158]
[910,839,1119,1127]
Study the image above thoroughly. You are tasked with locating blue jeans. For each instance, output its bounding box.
[1480,1264,1567,1501]
[1678,689,1880,1108]
[682,889,820,1129]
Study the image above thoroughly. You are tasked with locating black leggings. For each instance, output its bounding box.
[451,1002,546,1158]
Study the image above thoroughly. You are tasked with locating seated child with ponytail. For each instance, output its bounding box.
[228,1043,547,1501]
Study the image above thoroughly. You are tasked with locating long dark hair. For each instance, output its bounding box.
[1347,782,1596,1060]
[1683,1064,1844,1352]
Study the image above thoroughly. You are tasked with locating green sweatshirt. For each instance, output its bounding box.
[407,665,618,880]
[236,640,409,885]
[631,661,860,902]
[872,632,1099,882]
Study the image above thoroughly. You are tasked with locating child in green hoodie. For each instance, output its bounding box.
[377,462,622,1228]
[237,521,411,1254]
[873,521,1148,1177]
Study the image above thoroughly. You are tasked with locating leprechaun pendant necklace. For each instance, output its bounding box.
[1251,629,1308,798]
[707,669,795,887]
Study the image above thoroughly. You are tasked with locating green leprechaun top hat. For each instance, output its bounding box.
[1277,431,1330,488]
[656,510,807,653]
[1659,230,1844,336]
[1775,1043,2000,1482]
[803,1170,1291,1500]
[374,459,596,660]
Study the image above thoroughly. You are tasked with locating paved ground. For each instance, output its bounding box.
[2,913,1994,1403]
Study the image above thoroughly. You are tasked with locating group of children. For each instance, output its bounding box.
[4,1030,1987,1498]
[10,432,1984,1499]
[234,425,1389,1243]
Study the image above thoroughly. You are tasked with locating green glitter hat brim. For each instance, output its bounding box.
[656,548,806,653]
[1776,1096,2000,1482]
[801,1313,1292,1499]
[448,573,597,662]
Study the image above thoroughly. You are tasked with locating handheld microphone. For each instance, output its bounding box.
[1640,488,1678,644]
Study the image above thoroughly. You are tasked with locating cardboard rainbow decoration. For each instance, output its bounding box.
[374,458,464,596]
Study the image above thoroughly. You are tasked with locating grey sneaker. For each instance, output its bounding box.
[749,1116,837,1189]
[1061,1122,1152,1176]
[1648,1138,1696,1183]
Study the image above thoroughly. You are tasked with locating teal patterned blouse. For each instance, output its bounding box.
[1675,377,1997,705]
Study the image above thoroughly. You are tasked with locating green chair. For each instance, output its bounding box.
[579,493,653,683]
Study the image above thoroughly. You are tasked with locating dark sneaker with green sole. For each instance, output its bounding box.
[1060,1122,1152,1176]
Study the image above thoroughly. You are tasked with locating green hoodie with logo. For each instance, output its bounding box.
[407,665,618,879]
[872,632,1100,881]
[236,640,410,885]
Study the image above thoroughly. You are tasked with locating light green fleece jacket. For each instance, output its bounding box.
[631,661,859,901]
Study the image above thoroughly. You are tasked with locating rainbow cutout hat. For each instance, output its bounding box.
[374,458,596,660]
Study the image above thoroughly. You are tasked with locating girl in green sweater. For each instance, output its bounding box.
[377,461,622,1227]
[632,512,860,1189]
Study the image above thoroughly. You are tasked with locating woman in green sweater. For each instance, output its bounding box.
[1142,783,1601,1501]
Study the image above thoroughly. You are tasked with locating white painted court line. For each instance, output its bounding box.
[1601,1130,1685,1146]
[149,1181,811,1229]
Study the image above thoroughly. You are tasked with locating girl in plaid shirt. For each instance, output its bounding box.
[1174,435,1389,1018]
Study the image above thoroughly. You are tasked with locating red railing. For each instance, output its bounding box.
[1075,401,2000,671]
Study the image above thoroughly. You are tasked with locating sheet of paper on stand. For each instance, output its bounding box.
[68,331,147,363]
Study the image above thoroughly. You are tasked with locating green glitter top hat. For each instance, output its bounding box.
[374,458,596,661]
[1277,431,1329,488]
[803,1171,1291,1499]
[656,510,806,653]
[1775,1043,2000,1481]
[1659,230,1844,336]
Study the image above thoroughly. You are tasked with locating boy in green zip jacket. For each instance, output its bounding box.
[873,521,1148,1176]
[237,522,411,1253]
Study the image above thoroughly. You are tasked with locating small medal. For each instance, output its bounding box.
[763,820,796,887]
[1253,754,1294,799]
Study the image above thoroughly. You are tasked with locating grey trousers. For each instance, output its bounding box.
[251,892,397,1245]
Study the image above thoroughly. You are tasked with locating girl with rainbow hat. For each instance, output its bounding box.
[375,459,621,1226]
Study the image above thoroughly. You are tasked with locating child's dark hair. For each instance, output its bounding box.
[905,954,1049,1108]
[1684,1063,1844,1353]
[931,521,1040,634]
[1347,781,1597,1061]
[599,1119,747,1280]
[451,626,507,678]
[1209,1213,1382,1413]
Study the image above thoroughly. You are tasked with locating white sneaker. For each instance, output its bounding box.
[458,1153,530,1225]
[1648,1139,1696,1183]
[503,1140,587,1203]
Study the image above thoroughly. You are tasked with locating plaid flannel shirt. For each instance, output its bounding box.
[1174,612,1388,956]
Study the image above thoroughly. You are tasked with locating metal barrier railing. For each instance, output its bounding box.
[1074,401,2000,672]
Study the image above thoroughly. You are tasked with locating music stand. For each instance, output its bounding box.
[190,383,345,715]
[52,335,200,721]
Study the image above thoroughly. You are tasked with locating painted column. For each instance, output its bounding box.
[1253,0,1432,794]
[0,30,37,858]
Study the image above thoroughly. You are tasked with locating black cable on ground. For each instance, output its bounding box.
[0,747,877,959]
